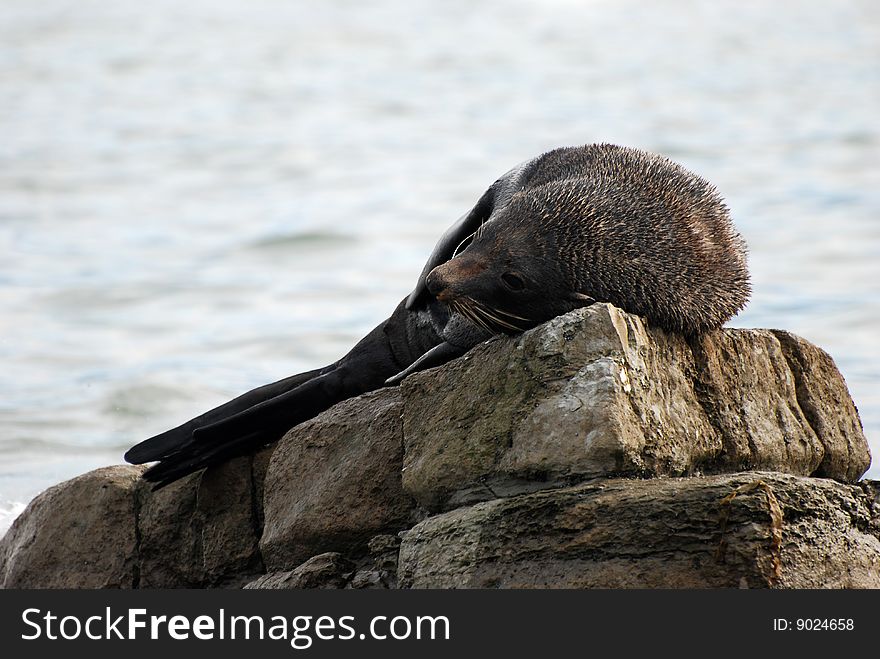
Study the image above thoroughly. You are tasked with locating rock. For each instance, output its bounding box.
[771,330,871,482]
[246,535,402,590]
[244,552,354,589]
[251,445,275,534]
[398,472,880,588]
[137,455,264,588]
[134,471,202,588]
[348,534,402,589]
[0,466,143,588]
[260,389,416,571]
[0,454,265,589]
[401,304,869,511]
[688,329,824,475]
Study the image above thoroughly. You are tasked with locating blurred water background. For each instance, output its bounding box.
[1,0,878,535]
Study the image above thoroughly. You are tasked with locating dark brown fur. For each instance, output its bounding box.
[426,144,750,335]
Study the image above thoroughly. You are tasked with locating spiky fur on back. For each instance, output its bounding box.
[492,144,750,333]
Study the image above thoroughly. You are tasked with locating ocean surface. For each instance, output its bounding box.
[2,0,878,536]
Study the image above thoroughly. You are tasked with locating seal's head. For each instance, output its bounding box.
[424,198,587,334]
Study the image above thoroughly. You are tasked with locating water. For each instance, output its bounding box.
[2,0,878,536]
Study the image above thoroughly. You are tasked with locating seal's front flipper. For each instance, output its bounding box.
[384,341,469,386]
[568,292,596,305]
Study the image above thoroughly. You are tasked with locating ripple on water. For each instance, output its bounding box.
[247,230,358,251]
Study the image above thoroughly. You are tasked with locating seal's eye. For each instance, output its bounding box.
[501,272,526,291]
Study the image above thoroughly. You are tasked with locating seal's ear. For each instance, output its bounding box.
[405,186,495,310]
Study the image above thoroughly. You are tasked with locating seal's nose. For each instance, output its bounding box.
[425,268,451,300]
[426,256,488,302]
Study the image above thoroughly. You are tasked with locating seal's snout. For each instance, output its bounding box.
[425,268,452,301]
[427,257,487,303]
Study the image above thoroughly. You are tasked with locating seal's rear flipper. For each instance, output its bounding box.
[140,357,390,489]
[384,341,468,386]
[130,301,434,488]
[141,427,266,490]
[124,365,330,465]
[136,368,366,488]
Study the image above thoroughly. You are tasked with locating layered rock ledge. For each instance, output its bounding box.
[1,304,875,588]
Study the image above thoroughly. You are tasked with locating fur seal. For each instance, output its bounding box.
[125,144,750,488]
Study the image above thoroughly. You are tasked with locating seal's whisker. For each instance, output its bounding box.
[473,302,523,332]
[452,230,477,258]
[456,298,494,334]
[486,304,526,331]
[452,299,472,326]
[466,305,495,335]
[450,298,470,324]
[462,298,500,333]
[462,307,490,334]
[490,307,531,322]
[466,299,521,333]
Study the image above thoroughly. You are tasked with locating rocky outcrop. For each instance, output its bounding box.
[243,553,354,589]
[135,454,266,588]
[0,457,267,589]
[0,466,142,588]
[400,305,868,511]
[0,304,874,589]
[260,389,416,571]
[399,473,880,588]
